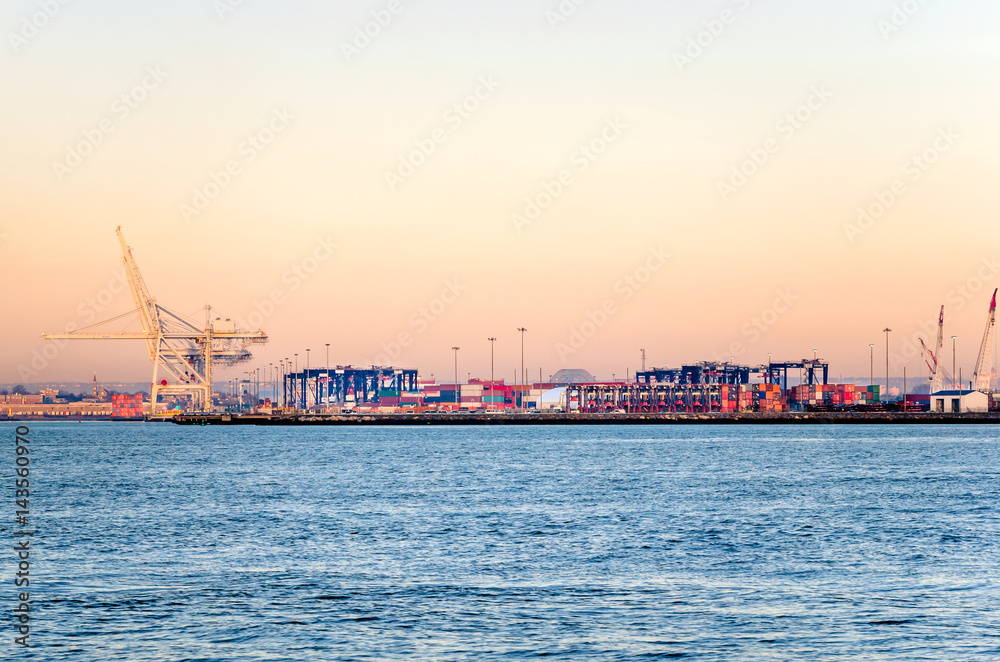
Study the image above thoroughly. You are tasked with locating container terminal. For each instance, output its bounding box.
[18,227,999,424]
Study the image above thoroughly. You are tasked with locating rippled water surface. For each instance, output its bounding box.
[4,422,999,660]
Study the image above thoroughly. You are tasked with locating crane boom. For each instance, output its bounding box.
[43,227,268,414]
[972,289,997,392]
[116,226,160,361]
[919,338,937,375]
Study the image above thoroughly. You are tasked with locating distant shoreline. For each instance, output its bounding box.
[156,412,1000,426]
[5,412,997,425]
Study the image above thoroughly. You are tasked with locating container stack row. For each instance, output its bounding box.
[111,393,144,418]
[787,384,880,407]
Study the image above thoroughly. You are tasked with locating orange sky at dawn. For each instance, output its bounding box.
[2,0,1000,387]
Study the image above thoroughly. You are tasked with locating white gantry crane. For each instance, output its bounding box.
[43,226,268,414]
[919,305,946,393]
[972,288,997,393]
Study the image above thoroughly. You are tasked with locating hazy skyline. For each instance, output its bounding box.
[3,0,1000,386]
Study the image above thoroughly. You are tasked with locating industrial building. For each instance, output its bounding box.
[929,390,990,413]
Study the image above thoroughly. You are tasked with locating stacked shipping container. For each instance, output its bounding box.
[715,385,752,413]
[904,394,931,412]
[787,384,880,407]
[111,393,143,418]
[755,383,787,412]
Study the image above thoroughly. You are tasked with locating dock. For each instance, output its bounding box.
[165,412,1000,426]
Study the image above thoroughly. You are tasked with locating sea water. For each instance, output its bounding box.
[3,422,998,660]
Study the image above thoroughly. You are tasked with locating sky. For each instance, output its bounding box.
[2,0,1000,387]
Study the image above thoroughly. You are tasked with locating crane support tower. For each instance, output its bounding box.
[919,305,946,393]
[972,289,997,393]
[42,226,268,414]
